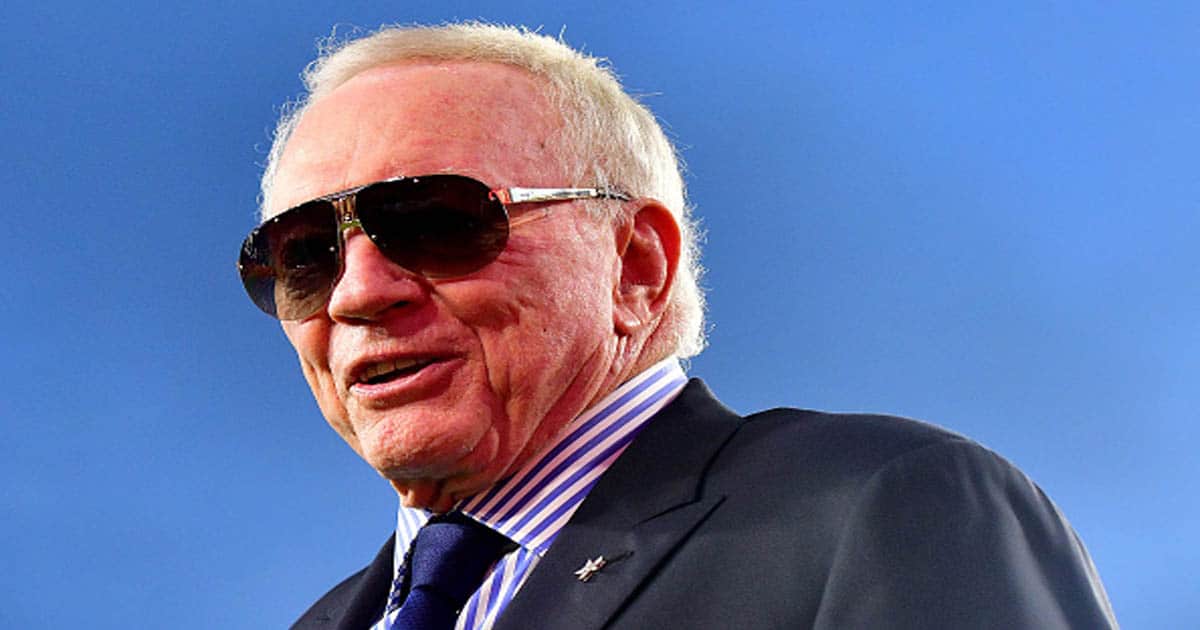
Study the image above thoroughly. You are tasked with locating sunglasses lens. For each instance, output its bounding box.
[356,175,509,278]
[238,175,515,320]
[238,201,340,319]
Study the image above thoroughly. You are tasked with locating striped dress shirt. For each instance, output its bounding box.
[373,357,688,630]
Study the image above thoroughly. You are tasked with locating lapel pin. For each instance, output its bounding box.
[574,556,607,582]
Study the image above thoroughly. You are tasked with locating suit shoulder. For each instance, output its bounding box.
[707,406,1053,516]
[729,406,982,474]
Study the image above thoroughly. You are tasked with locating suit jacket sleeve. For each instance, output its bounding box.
[812,438,1116,629]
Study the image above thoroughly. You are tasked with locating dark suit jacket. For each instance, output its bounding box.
[293,379,1116,629]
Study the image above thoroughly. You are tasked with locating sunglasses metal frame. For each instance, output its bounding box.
[239,174,631,320]
[326,179,631,231]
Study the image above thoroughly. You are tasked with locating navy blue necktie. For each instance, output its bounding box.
[389,512,514,630]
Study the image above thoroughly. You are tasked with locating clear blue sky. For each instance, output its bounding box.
[2,2,1194,627]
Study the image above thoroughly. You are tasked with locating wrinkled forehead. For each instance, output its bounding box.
[267,61,568,217]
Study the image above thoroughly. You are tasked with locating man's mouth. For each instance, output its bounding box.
[356,358,437,386]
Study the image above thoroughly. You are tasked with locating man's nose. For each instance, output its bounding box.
[326,232,426,321]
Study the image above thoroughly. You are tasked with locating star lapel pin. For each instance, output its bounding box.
[574,556,607,582]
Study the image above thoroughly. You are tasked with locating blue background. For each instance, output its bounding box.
[2,2,1193,627]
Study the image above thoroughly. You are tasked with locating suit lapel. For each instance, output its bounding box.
[494,379,741,630]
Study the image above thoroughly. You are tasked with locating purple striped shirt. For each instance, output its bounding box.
[375,357,688,630]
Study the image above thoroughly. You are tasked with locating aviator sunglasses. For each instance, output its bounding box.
[238,174,631,320]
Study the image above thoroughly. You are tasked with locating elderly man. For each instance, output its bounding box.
[238,23,1116,630]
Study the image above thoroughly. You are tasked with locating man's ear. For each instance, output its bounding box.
[612,200,682,336]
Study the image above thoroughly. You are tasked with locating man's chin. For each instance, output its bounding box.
[359,422,507,510]
[389,478,455,512]
[385,473,498,512]
[368,452,488,511]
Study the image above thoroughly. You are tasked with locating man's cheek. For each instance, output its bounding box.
[319,399,362,455]
[293,355,355,445]
[469,331,514,406]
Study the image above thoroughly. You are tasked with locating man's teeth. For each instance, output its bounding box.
[360,358,428,383]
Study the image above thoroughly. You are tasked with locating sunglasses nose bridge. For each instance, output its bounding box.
[333,195,361,234]
[322,195,363,302]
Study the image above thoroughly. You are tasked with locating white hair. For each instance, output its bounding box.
[262,22,706,357]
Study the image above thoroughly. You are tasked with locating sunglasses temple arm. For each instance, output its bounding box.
[495,187,631,205]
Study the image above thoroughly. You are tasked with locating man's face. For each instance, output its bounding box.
[270,62,627,510]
